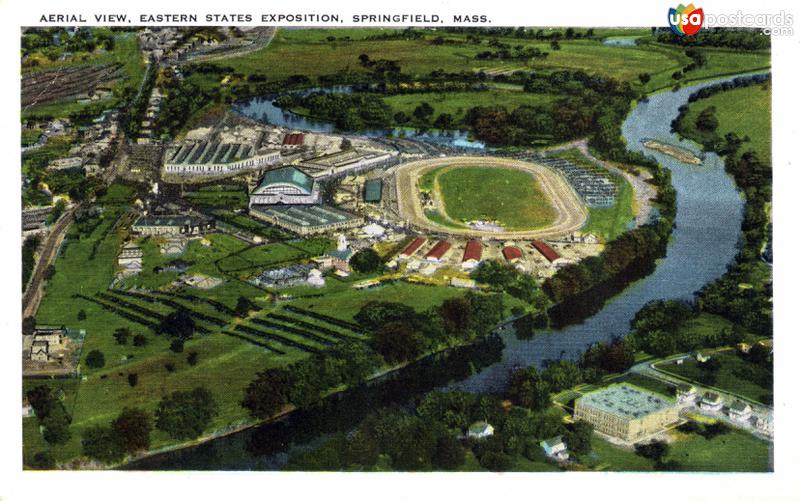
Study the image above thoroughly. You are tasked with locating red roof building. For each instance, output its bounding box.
[401,237,426,257]
[281,133,305,146]
[462,240,482,263]
[502,246,523,262]
[531,241,560,262]
[425,240,452,261]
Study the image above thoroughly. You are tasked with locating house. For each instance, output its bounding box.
[424,240,451,262]
[728,401,752,422]
[735,342,752,354]
[30,341,50,362]
[118,242,143,275]
[249,166,320,206]
[675,383,697,404]
[281,133,305,150]
[467,421,494,439]
[461,239,482,270]
[22,403,35,418]
[540,436,569,462]
[699,392,723,412]
[363,179,383,203]
[160,236,188,255]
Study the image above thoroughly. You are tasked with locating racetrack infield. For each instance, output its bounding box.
[395,156,588,240]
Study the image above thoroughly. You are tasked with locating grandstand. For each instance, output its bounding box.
[538,157,616,208]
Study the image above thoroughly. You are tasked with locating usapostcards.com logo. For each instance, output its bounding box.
[668,4,705,36]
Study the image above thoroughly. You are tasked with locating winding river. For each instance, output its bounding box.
[128,74,754,470]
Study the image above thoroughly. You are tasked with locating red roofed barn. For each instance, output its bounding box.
[502,246,523,263]
[531,241,560,263]
[401,237,426,257]
[462,240,482,269]
[425,240,452,262]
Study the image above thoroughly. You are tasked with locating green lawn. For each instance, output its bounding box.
[580,428,771,472]
[665,428,772,472]
[678,82,771,162]
[434,166,557,230]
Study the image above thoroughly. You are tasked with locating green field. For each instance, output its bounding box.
[432,166,557,230]
[678,82,771,162]
[581,428,771,472]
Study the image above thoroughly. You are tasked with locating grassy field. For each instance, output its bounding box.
[216,29,768,93]
[581,428,771,472]
[678,82,771,162]
[434,166,557,230]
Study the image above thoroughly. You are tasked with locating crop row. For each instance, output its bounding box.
[220,330,286,355]
[250,317,336,347]
[234,324,321,354]
[74,294,159,332]
[282,305,365,333]
[267,312,363,342]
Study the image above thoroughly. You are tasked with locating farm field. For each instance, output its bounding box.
[678,82,771,162]
[435,167,557,230]
[217,29,769,94]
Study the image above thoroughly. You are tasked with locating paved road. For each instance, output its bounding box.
[395,156,588,240]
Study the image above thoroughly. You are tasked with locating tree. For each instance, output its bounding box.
[23,316,36,335]
[235,296,258,317]
[26,385,55,419]
[133,334,147,347]
[354,301,417,331]
[328,341,382,388]
[349,248,382,273]
[111,407,152,453]
[340,138,352,150]
[505,368,550,411]
[127,373,139,387]
[695,106,719,132]
[77,309,87,321]
[187,351,199,366]
[638,73,651,85]
[156,387,218,440]
[479,450,513,471]
[433,113,454,130]
[432,434,466,470]
[158,310,196,339]
[169,339,184,353]
[41,406,71,445]
[550,40,561,50]
[370,320,424,364]
[85,349,105,369]
[564,421,593,455]
[243,368,292,419]
[439,296,473,339]
[82,425,125,463]
[113,327,131,345]
[29,451,55,470]
[635,440,669,462]
[413,102,434,122]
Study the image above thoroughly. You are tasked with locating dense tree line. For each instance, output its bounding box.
[626,300,747,357]
[285,390,592,471]
[655,28,770,50]
[22,234,41,292]
[243,293,505,420]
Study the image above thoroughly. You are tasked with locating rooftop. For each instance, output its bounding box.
[577,383,674,420]
[502,246,522,261]
[364,179,383,202]
[256,166,314,194]
[401,237,426,256]
[425,240,452,259]
[463,240,482,262]
[133,214,209,227]
[531,240,560,262]
[250,204,356,229]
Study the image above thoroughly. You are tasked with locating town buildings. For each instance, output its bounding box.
[131,214,215,236]
[249,166,320,206]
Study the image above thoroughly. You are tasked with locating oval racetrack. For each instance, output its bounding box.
[394,156,588,240]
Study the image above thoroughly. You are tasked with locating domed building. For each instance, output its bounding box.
[249,166,320,207]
